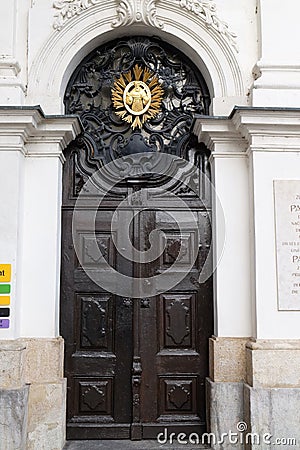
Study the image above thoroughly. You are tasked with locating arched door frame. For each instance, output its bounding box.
[27,1,244,116]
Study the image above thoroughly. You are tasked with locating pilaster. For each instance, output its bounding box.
[232,108,300,340]
[194,116,252,338]
[194,107,300,449]
[0,107,81,340]
[251,0,300,108]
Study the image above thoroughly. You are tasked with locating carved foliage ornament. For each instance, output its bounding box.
[53,0,101,30]
[179,0,238,51]
[111,64,164,130]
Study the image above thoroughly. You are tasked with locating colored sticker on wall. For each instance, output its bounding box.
[0,264,11,283]
[0,296,10,305]
[0,308,10,317]
[0,285,10,294]
[0,319,9,328]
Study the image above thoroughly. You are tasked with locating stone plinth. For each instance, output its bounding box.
[244,384,300,450]
[206,378,244,450]
[0,338,66,450]
[0,386,29,450]
[246,340,300,388]
[209,336,248,383]
[26,380,67,450]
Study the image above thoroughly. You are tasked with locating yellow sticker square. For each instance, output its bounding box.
[0,265,11,283]
[0,296,10,305]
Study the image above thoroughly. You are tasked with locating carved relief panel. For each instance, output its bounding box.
[159,376,198,417]
[77,294,113,351]
[160,294,196,350]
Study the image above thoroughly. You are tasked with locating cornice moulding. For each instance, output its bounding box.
[0,58,21,77]
[0,108,81,153]
[248,144,300,153]
[194,108,300,152]
[208,152,247,164]
[255,61,300,72]
[193,117,245,151]
[232,109,300,135]
[247,339,300,351]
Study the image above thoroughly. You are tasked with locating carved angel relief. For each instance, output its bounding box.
[111,64,164,129]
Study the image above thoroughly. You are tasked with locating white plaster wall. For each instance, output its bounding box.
[19,153,63,337]
[212,155,252,337]
[251,150,300,339]
[0,149,25,338]
[252,0,300,106]
[0,0,28,103]
[215,0,258,102]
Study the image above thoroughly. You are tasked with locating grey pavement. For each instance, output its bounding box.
[63,441,210,450]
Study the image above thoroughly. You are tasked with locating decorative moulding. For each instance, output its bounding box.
[111,0,164,29]
[52,0,237,54]
[178,0,238,52]
[53,0,102,31]
[0,57,21,77]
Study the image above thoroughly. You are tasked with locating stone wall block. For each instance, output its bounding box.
[26,380,67,450]
[0,341,26,389]
[209,337,248,383]
[21,338,64,384]
[244,384,300,450]
[246,341,300,388]
[206,378,244,449]
[0,386,29,450]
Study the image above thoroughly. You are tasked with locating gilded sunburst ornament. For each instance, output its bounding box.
[111,64,164,129]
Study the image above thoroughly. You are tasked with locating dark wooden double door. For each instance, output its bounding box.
[61,178,213,440]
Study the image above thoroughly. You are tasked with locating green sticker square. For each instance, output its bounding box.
[0,285,10,294]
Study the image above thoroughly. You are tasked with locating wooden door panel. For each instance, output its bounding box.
[138,207,212,438]
[61,209,133,439]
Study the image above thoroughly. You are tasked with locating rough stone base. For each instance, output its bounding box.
[26,380,67,450]
[0,386,29,450]
[206,378,244,449]
[0,339,66,450]
[244,384,300,450]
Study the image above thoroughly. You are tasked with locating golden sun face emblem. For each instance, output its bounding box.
[111,64,164,129]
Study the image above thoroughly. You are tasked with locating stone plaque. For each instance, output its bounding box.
[274,180,300,310]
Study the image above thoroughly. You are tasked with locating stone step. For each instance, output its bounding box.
[63,440,210,450]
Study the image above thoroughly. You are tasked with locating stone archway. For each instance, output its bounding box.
[27,0,245,116]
